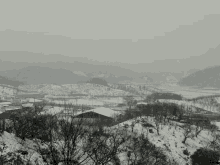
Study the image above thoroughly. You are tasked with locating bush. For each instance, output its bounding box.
[190,148,220,165]
[141,122,154,128]
[183,149,190,156]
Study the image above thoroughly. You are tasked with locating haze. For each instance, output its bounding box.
[0,0,220,69]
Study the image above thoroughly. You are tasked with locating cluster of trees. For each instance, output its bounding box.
[86,78,109,87]
[123,96,138,110]
[144,92,183,103]
[110,84,141,95]
[0,101,178,165]
[120,101,220,164]
[190,96,220,112]
[125,99,220,144]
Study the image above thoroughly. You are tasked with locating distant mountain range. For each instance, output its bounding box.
[1,36,220,86]
[0,51,192,85]
[0,65,186,85]
[1,15,220,86]
[179,65,220,88]
[2,63,220,89]
[0,66,135,85]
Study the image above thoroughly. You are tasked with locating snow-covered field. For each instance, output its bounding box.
[50,99,104,106]
[19,84,133,96]
[41,106,65,115]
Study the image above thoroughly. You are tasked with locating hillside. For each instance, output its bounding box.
[0,75,24,87]
[0,66,89,85]
[0,66,137,85]
[179,65,220,88]
[0,85,16,97]
[19,84,133,96]
[0,51,189,84]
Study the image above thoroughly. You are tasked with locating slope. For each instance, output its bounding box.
[179,65,220,88]
[0,66,89,85]
[0,75,24,87]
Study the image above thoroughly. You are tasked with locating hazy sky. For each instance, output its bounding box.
[1,0,220,64]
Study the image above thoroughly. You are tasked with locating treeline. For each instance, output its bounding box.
[144,92,183,102]
[110,84,141,95]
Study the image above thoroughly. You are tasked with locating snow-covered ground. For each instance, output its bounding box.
[158,84,220,99]
[111,116,219,165]
[0,85,15,98]
[41,106,65,115]
[0,131,45,165]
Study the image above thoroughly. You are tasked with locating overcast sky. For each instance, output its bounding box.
[1,0,220,64]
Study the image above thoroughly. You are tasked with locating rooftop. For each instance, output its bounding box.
[73,107,121,118]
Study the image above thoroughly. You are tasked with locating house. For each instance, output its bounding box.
[55,107,122,125]
[73,107,121,118]
[136,102,148,109]
[137,102,148,105]
[70,107,122,125]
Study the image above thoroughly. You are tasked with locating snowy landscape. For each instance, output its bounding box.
[1,1,220,164]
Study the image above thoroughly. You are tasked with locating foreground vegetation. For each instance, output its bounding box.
[0,98,220,164]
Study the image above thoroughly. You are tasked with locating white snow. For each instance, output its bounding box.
[111,116,218,165]
[0,131,45,165]
[0,102,11,105]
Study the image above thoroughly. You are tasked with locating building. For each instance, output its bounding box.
[70,107,122,124]
[136,102,148,109]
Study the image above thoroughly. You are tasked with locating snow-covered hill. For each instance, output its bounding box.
[112,116,219,165]
[19,84,133,96]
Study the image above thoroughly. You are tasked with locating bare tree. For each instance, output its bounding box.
[207,122,219,135]
[181,120,194,144]
[153,107,164,135]
[192,116,209,138]
[123,96,137,110]
[83,125,130,165]
[209,131,220,151]
[126,133,168,165]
